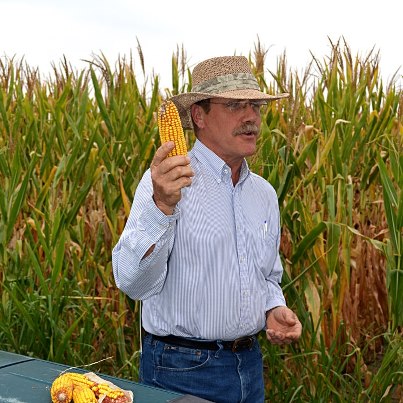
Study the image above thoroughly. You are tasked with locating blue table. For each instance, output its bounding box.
[0,351,208,402]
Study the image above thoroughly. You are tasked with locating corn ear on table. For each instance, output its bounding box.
[0,350,184,402]
[51,371,132,402]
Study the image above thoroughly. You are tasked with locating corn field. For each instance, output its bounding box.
[0,39,402,401]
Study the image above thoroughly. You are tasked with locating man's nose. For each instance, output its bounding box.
[241,103,260,121]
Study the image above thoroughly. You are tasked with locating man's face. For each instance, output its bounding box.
[191,99,263,167]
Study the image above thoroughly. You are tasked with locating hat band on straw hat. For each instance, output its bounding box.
[192,73,260,94]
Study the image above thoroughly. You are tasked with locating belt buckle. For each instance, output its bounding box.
[232,336,254,352]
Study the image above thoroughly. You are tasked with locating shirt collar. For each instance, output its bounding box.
[191,139,250,184]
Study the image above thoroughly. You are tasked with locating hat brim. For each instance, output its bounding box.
[171,89,289,130]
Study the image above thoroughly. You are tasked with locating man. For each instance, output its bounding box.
[112,56,302,402]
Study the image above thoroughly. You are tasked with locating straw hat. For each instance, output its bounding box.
[170,56,289,129]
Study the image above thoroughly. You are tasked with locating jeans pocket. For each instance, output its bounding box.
[153,344,211,392]
[157,344,211,371]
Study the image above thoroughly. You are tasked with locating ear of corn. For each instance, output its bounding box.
[50,372,131,403]
[51,373,74,403]
[157,100,187,157]
[72,386,97,403]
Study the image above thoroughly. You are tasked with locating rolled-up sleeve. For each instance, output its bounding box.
[112,169,179,300]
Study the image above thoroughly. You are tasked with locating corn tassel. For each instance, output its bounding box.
[51,373,74,403]
[158,100,187,157]
[72,386,97,403]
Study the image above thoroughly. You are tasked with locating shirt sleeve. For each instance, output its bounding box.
[112,169,179,300]
[265,254,287,311]
[265,191,286,312]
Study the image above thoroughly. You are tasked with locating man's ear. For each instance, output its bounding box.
[191,104,205,129]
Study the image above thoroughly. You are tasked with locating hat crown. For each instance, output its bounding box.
[170,55,289,129]
[192,56,252,88]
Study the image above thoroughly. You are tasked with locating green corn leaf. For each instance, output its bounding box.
[377,155,399,253]
[0,147,10,177]
[0,89,10,136]
[54,311,86,362]
[326,185,336,220]
[3,283,47,350]
[277,164,295,206]
[6,155,37,243]
[326,222,341,275]
[51,230,66,289]
[291,221,327,264]
[90,67,114,135]
[25,241,46,291]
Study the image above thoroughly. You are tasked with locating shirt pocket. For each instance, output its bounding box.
[255,221,277,274]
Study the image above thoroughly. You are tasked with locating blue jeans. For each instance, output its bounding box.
[139,333,265,403]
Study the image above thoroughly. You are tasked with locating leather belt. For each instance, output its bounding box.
[148,332,258,352]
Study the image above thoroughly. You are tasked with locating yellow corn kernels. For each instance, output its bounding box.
[50,373,74,403]
[67,372,96,389]
[101,396,130,403]
[93,382,125,399]
[158,100,187,157]
[72,386,97,403]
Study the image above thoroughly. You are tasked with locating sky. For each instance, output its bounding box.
[0,0,402,90]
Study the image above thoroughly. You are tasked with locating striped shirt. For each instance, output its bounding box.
[112,139,286,340]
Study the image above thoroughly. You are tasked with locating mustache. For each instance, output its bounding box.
[233,123,260,136]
